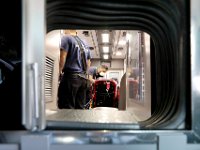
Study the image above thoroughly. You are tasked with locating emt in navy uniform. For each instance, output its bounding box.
[88,65,108,83]
[57,30,91,109]
[84,65,108,109]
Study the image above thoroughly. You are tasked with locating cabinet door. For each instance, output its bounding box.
[22,0,46,131]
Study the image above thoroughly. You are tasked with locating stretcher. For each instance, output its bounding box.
[91,79,119,108]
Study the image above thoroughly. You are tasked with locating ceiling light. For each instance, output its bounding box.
[126,33,131,41]
[103,54,109,59]
[102,33,109,43]
[103,46,109,53]
[116,51,122,56]
[118,40,126,45]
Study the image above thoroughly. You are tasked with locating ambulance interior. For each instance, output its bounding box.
[40,0,191,132]
[0,0,194,142]
[45,30,152,127]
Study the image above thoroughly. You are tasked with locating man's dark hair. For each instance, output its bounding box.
[101,64,108,71]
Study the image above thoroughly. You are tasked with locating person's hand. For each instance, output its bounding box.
[92,79,95,84]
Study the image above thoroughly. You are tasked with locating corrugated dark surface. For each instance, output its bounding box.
[46,0,190,129]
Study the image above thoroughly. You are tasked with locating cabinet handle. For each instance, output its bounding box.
[31,63,39,118]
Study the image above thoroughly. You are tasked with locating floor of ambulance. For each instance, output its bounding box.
[45,99,151,126]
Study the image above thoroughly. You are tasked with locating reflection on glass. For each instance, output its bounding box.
[45,30,151,125]
[126,31,151,121]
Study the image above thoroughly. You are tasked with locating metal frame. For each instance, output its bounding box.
[20,0,200,145]
[22,0,46,131]
[191,0,200,140]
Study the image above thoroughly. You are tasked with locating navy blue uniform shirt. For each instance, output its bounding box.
[60,35,91,73]
[88,66,97,79]
[88,66,103,79]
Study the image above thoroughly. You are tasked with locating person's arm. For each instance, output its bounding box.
[87,46,92,71]
[89,74,95,83]
[87,67,95,83]
[87,59,91,69]
[59,48,68,75]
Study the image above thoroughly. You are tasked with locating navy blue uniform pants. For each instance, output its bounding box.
[57,73,87,109]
